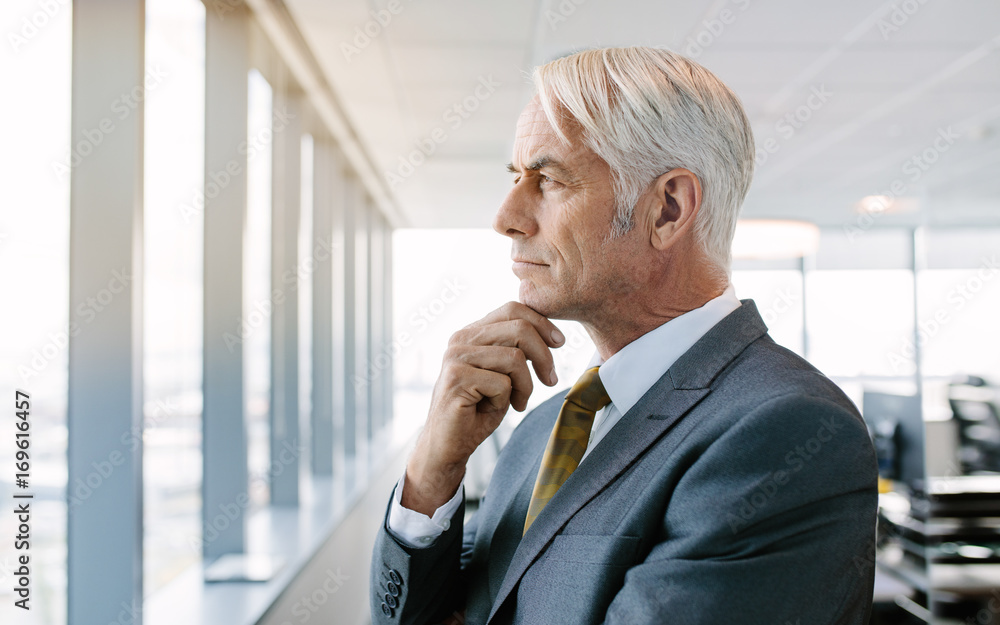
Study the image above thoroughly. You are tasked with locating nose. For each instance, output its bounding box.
[493,182,538,239]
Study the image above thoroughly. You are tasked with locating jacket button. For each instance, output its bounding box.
[388,568,402,585]
[385,593,398,608]
[381,602,392,617]
[387,581,400,597]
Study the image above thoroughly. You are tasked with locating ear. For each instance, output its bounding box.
[644,168,702,252]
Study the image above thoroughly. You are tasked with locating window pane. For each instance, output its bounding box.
[815,228,912,270]
[924,228,1000,270]
[0,3,72,624]
[806,270,916,378]
[391,229,595,424]
[143,0,205,595]
[391,229,509,430]
[732,270,804,356]
[298,134,313,466]
[246,69,273,510]
[917,268,1000,379]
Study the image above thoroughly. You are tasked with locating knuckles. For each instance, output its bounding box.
[439,361,466,386]
[499,301,521,318]
[447,328,470,347]
[510,348,528,368]
[442,345,464,363]
[511,318,532,335]
[497,375,513,395]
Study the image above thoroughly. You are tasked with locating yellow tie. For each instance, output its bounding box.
[523,366,611,535]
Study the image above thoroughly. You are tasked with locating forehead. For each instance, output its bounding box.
[511,97,590,165]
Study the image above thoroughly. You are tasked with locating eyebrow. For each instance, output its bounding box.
[505,156,574,180]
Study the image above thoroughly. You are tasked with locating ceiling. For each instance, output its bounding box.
[284,0,1000,229]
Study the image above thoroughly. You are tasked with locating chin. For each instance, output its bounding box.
[518,283,571,320]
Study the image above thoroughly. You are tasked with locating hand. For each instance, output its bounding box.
[402,302,565,515]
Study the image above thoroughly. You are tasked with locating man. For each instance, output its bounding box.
[370,47,877,624]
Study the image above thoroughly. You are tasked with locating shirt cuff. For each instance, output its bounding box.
[386,471,465,549]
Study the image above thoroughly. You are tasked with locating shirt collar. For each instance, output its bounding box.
[588,284,742,417]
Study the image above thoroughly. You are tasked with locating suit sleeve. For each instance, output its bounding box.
[371,481,481,624]
[602,392,879,625]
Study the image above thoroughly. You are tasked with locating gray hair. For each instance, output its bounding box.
[532,47,755,273]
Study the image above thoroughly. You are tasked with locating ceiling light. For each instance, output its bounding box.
[854,195,919,215]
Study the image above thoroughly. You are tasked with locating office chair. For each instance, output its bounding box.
[948,376,1000,474]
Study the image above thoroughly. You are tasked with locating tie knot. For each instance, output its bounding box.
[565,366,611,413]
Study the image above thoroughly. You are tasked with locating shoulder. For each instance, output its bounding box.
[665,333,877,498]
[716,334,859,415]
[668,334,878,521]
[687,334,865,450]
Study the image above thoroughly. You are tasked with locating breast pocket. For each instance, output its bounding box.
[515,535,640,625]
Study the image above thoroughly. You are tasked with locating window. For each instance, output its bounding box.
[806,269,916,379]
[143,0,205,595]
[0,2,72,624]
[245,68,273,511]
[916,268,1000,379]
[732,269,804,356]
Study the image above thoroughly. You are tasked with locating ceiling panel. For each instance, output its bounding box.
[385,1,537,47]
[285,0,1000,228]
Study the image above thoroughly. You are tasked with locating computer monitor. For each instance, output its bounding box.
[863,390,925,490]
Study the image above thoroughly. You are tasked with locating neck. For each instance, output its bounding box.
[583,263,729,361]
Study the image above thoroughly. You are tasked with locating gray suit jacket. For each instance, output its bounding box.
[371,300,878,624]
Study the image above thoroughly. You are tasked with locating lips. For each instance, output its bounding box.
[511,250,548,266]
[511,259,547,277]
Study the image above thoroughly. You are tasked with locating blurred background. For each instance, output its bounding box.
[0,0,998,623]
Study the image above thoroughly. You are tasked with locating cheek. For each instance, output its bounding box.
[553,208,593,263]
[595,237,645,284]
[544,190,614,277]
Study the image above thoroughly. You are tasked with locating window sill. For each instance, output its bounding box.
[145,420,418,625]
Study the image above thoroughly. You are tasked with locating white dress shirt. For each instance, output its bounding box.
[387,285,742,548]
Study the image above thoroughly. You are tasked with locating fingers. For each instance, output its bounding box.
[446,345,533,411]
[443,362,514,416]
[438,301,564,423]
[468,301,566,349]
[455,321,557,387]
[421,302,566,472]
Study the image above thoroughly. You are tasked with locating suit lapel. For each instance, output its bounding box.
[471,394,564,597]
[485,300,768,624]
[485,381,709,623]
[486,457,541,598]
